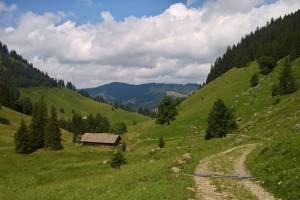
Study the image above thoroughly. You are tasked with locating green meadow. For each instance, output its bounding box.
[0,58,299,199]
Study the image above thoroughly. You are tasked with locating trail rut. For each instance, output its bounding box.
[194,144,276,200]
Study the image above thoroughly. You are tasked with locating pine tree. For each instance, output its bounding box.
[44,106,63,150]
[205,99,237,140]
[277,57,297,95]
[156,96,178,125]
[110,152,127,169]
[158,136,165,148]
[15,120,31,154]
[30,97,48,150]
[250,73,259,87]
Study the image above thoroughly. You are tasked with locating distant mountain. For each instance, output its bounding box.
[85,82,199,109]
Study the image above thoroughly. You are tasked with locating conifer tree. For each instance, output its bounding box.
[277,57,297,95]
[156,96,178,125]
[110,152,127,169]
[30,97,48,150]
[44,106,63,150]
[15,120,31,154]
[205,99,237,140]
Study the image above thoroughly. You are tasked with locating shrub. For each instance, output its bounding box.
[110,152,127,169]
[0,117,10,125]
[158,136,165,148]
[112,122,127,134]
[250,73,259,87]
[258,56,276,75]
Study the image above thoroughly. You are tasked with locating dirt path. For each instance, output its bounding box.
[194,144,276,200]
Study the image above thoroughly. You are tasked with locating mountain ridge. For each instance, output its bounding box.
[84,82,199,109]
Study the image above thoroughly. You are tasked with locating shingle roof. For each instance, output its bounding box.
[80,133,120,144]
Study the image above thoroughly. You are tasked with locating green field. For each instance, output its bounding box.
[0,58,299,199]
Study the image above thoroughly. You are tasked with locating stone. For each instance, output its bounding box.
[182,153,192,162]
[293,124,300,132]
[102,160,108,164]
[171,167,180,174]
[186,187,195,192]
[178,159,187,165]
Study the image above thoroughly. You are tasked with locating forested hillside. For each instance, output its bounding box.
[207,9,300,83]
[0,42,59,87]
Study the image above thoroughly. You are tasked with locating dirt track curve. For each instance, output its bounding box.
[194,144,276,200]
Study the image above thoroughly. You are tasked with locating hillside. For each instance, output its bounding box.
[207,9,300,83]
[1,57,299,199]
[85,82,199,109]
[19,87,148,125]
[0,42,58,87]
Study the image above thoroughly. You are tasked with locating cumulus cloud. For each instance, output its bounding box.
[0,0,299,88]
[0,1,17,13]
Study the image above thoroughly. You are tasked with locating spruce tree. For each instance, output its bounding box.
[205,99,237,140]
[277,57,297,95]
[110,152,127,169]
[44,106,63,150]
[15,120,31,154]
[30,97,48,150]
[156,96,178,125]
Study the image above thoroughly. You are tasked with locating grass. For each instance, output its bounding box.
[0,58,299,199]
[247,134,300,200]
[19,87,148,126]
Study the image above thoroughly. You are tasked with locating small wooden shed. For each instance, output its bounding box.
[80,133,121,146]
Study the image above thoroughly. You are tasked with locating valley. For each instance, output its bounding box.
[0,3,300,200]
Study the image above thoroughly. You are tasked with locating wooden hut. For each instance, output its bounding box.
[80,133,121,146]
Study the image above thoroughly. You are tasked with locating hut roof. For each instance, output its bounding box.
[80,133,120,144]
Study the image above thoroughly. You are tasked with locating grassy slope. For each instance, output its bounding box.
[0,58,299,199]
[19,87,148,125]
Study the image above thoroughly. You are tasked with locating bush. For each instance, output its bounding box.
[158,136,165,148]
[110,152,127,169]
[258,56,276,75]
[112,122,127,134]
[250,73,259,87]
[272,98,280,105]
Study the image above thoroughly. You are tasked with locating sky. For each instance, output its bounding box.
[0,0,299,88]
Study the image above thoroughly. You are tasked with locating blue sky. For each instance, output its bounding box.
[5,0,203,24]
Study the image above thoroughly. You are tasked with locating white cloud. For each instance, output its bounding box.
[0,1,17,13]
[0,0,299,88]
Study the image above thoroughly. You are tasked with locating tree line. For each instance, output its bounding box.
[207,9,300,83]
[15,97,62,154]
[58,112,127,143]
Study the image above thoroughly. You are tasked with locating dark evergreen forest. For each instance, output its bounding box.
[207,9,300,83]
